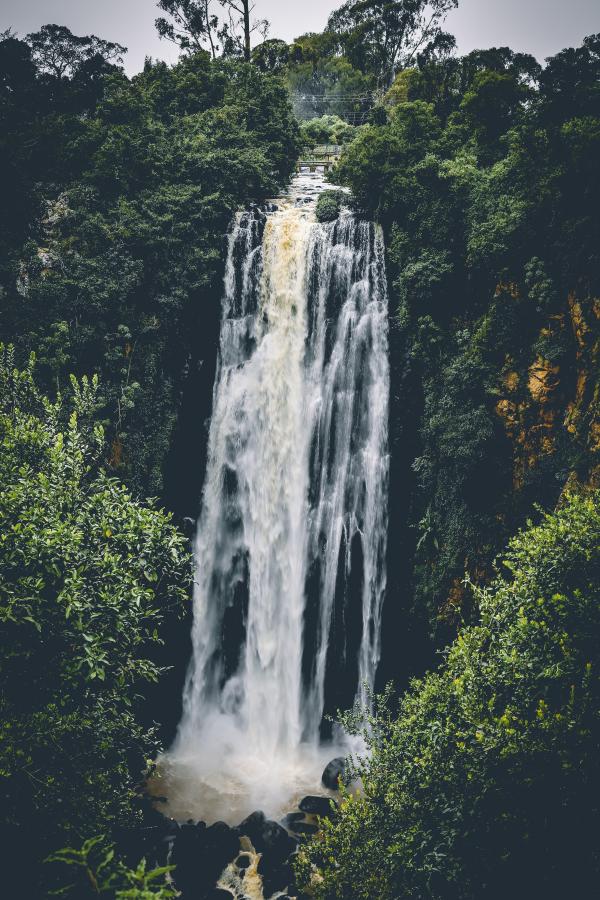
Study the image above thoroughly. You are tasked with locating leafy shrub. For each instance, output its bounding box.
[0,347,190,892]
[315,190,346,223]
[300,115,357,146]
[298,491,600,899]
[48,837,176,898]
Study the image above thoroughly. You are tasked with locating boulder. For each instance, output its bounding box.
[299,795,335,817]
[292,822,319,835]
[281,811,306,830]
[171,820,239,899]
[182,517,196,536]
[237,810,296,860]
[238,809,266,836]
[321,756,346,790]
[258,855,295,897]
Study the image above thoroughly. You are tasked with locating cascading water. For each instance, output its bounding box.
[159,174,389,825]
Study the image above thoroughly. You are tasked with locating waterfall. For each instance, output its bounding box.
[164,174,389,825]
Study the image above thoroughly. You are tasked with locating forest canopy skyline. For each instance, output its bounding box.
[2,0,599,73]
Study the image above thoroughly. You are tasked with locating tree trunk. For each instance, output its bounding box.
[204,0,217,59]
[243,0,251,61]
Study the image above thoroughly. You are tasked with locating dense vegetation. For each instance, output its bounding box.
[293,19,600,899]
[0,28,300,500]
[0,16,300,896]
[333,36,600,665]
[298,490,600,898]
[1,1,600,897]
[0,348,189,894]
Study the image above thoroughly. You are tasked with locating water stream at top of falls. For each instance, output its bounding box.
[158,173,390,826]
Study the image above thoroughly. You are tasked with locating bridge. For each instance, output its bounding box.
[296,144,343,174]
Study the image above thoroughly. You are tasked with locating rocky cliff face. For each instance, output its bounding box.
[496,290,600,493]
[381,283,600,689]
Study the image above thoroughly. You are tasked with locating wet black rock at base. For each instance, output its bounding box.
[237,810,297,859]
[292,822,319,835]
[171,819,239,899]
[299,795,335,817]
[238,810,299,897]
[321,756,347,790]
[281,811,306,830]
[258,855,295,897]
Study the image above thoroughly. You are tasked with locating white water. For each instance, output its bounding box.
[160,174,389,826]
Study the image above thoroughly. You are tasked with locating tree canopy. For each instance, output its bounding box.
[327,0,458,86]
[0,348,190,894]
[299,490,600,898]
[26,23,126,78]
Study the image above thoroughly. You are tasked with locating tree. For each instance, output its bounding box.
[252,37,292,72]
[285,55,374,121]
[219,0,268,61]
[326,0,458,86]
[155,0,221,57]
[538,32,600,124]
[26,24,126,78]
[1,48,300,499]
[155,0,268,61]
[0,347,190,893]
[298,491,600,899]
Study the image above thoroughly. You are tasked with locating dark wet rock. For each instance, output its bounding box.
[205,891,232,900]
[299,795,335,817]
[237,810,296,860]
[238,810,298,897]
[238,809,266,835]
[258,855,295,897]
[321,756,347,790]
[171,819,239,899]
[236,852,251,869]
[292,822,319,835]
[162,819,181,842]
[182,517,196,537]
[281,811,306,830]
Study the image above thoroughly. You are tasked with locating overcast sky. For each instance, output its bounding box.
[2,0,599,74]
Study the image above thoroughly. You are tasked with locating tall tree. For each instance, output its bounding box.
[219,0,268,62]
[326,0,458,86]
[25,24,125,78]
[155,0,268,61]
[155,0,221,57]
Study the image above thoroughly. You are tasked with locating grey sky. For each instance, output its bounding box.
[2,0,598,74]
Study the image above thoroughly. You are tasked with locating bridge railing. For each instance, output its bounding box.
[312,144,343,157]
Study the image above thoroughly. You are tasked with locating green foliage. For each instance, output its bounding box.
[334,33,600,641]
[0,348,190,890]
[155,0,267,61]
[155,0,220,56]
[0,39,301,497]
[300,115,357,146]
[26,24,126,78]
[315,190,347,223]
[285,53,374,121]
[48,836,176,898]
[326,0,458,86]
[298,492,600,898]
